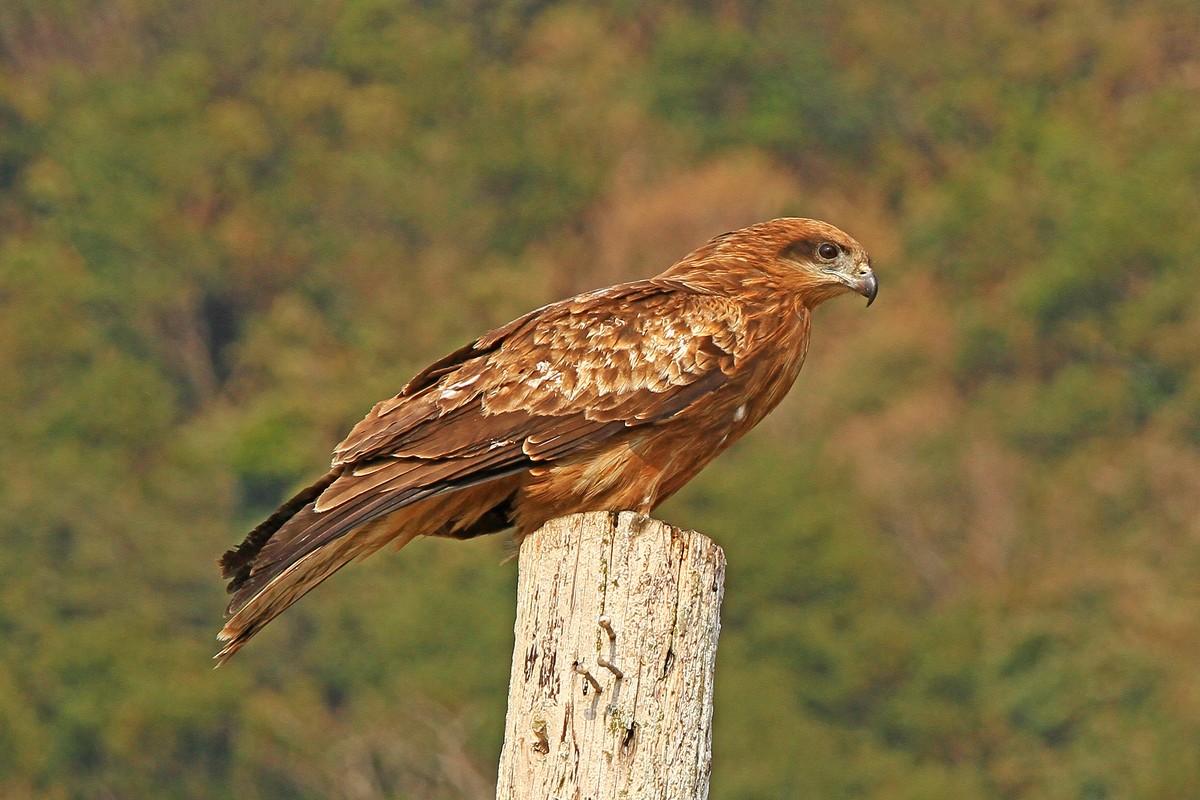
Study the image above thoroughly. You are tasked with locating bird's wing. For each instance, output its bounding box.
[331,280,740,462]
[216,280,744,660]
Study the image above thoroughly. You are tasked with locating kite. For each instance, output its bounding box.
[216,217,877,662]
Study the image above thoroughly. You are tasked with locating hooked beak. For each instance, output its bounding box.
[850,268,878,307]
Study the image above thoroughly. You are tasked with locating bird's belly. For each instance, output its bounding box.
[511,354,806,539]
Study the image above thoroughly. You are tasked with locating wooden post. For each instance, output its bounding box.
[496,510,726,800]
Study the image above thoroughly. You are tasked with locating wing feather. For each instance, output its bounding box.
[331,281,740,465]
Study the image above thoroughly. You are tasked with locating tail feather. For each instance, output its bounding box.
[214,515,418,665]
[223,483,419,616]
[213,465,528,665]
[218,467,343,591]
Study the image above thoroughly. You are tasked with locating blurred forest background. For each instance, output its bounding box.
[1,0,1199,797]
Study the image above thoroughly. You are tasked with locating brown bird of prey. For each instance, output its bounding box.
[216,217,877,663]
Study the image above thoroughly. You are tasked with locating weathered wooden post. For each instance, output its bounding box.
[496,510,726,800]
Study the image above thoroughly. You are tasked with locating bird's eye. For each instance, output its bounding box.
[817,242,840,261]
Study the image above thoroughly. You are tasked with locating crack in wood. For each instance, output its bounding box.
[620,720,638,757]
[661,645,676,679]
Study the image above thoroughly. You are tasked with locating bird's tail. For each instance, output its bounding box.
[214,461,526,665]
[218,467,343,592]
[215,513,418,665]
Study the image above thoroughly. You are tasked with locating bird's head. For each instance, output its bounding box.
[775,218,877,308]
[667,217,877,309]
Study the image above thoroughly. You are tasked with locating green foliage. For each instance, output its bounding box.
[645,6,877,161]
[2,0,1199,797]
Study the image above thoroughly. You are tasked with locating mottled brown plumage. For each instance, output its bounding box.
[215,218,877,663]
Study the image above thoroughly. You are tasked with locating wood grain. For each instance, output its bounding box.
[496,511,725,800]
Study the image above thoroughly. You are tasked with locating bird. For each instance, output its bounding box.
[215,217,877,663]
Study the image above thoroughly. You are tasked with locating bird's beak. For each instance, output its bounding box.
[850,269,878,307]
